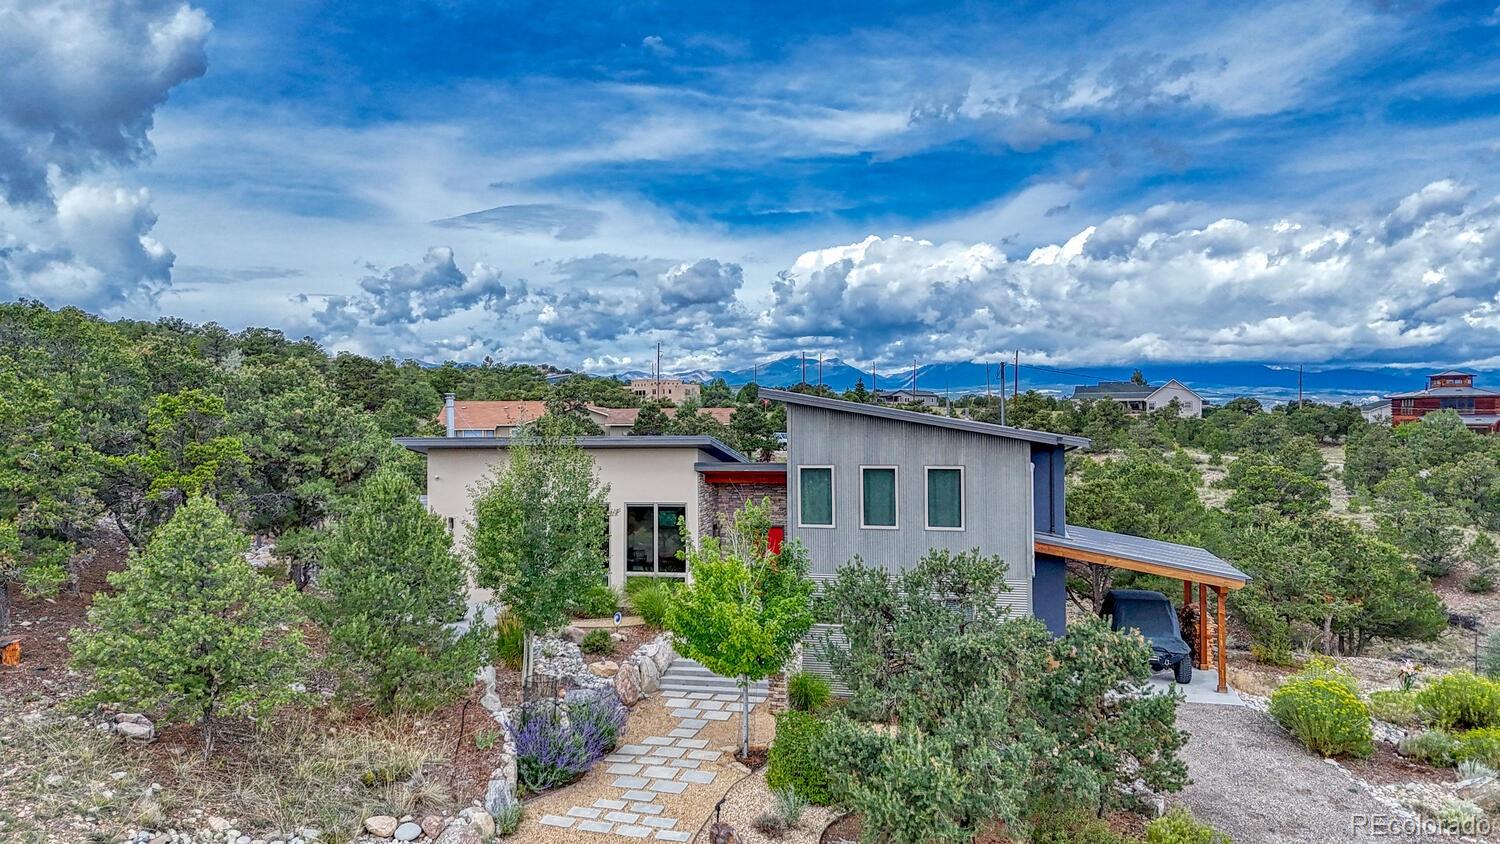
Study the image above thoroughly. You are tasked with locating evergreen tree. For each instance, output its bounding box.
[728,401,778,460]
[844,377,872,403]
[1374,468,1461,576]
[630,400,671,435]
[70,498,308,755]
[316,466,489,712]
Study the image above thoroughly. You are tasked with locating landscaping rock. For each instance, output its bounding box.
[614,661,642,705]
[638,656,661,693]
[112,713,155,741]
[458,807,495,839]
[392,821,422,842]
[589,659,618,677]
[433,823,482,844]
[420,815,446,839]
[483,766,518,818]
[363,815,398,837]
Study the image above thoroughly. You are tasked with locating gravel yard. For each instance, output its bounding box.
[1175,703,1430,843]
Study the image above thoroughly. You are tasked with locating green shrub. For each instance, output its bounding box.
[1249,639,1295,668]
[1144,806,1231,844]
[788,672,831,712]
[1416,672,1500,730]
[570,584,620,619]
[772,786,808,826]
[1369,689,1422,726]
[1268,678,1373,758]
[1483,632,1500,680]
[1456,727,1500,769]
[766,711,832,805]
[627,579,677,628]
[1398,729,1458,767]
[1292,656,1360,694]
[495,610,524,670]
[582,629,614,655]
[496,802,523,836]
[1464,569,1497,594]
[1027,800,1129,844]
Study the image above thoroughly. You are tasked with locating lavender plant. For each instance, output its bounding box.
[510,695,627,794]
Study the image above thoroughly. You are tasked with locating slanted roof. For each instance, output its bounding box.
[1035,525,1249,589]
[1387,386,1500,399]
[760,388,1089,448]
[395,435,748,463]
[1072,381,1153,400]
[1432,369,1473,377]
[598,407,737,427]
[1148,379,1202,400]
[437,400,548,430]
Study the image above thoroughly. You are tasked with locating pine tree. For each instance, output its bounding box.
[316,466,489,712]
[70,497,308,756]
[631,400,671,435]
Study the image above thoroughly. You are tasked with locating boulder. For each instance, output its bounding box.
[392,821,422,842]
[637,656,661,693]
[363,815,398,838]
[459,807,495,839]
[589,660,619,677]
[614,662,642,706]
[483,768,518,819]
[420,815,447,839]
[112,714,155,741]
[652,642,673,673]
[433,823,483,844]
[560,626,587,645]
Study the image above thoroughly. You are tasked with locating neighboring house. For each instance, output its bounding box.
[1386,371,1500,433]
[399,390,1247,692]
[1070,379,1203,417]
[1361,399,1391,423]
[875,388,941,407]
[628,378,701,403]
[436,395,734,437]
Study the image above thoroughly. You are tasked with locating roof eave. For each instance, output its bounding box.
[394,435,750,463]
[759,388,1089,449]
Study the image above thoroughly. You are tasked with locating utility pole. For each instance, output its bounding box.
[752,362,758,386]
[1014,350,1020,399]
[655,342,662,401]
[998,362,1007,426]
[800,352,806,387]
[912,357,918,398]
[1298,364,1305,408]
[818,352,824,389]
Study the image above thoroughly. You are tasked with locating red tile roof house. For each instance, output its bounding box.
[438,396,735,438]
[400,390,1247,694]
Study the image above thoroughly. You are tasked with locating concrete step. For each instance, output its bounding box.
[659,657,771,696]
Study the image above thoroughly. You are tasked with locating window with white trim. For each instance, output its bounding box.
[861,466,898,529]
[926,467,964,530]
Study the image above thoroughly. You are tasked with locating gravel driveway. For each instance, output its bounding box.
[1175,703,1426,843]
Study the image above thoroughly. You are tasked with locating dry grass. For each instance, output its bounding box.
[157,711,453,843]
[0,714,141,844]
[0,710,458,844]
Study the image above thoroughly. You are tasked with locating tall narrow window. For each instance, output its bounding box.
[798,467,834,527]
[861,466,898,529]
[657,506,687,573]
[926,467,964,530]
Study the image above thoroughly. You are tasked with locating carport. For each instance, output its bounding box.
[1035,525,1251,694]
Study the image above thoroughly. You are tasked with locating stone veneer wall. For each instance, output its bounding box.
[696,479,788,539]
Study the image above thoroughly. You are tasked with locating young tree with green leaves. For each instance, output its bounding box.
[315,466,489,712]
[666,499,814,757]
[70,497,308,756]
[469,427,610,678]
[1374,468,1461,576]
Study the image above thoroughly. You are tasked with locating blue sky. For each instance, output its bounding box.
[3,0,1500,371]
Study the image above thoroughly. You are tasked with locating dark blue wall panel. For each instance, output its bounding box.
[1029,445,1068,535]
[1032,552,1068,636]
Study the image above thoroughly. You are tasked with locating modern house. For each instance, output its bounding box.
[1360,399,1391,424]
[1071,379,1203,418]
[399,390,1247,692]
[875,388,942,407]
[438,396,734,437]
[628,378,701,403]
[1386,371,1500,433]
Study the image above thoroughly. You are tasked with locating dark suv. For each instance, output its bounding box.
[1100,589,1193,684]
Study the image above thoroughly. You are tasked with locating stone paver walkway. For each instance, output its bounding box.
[532,691,763,841]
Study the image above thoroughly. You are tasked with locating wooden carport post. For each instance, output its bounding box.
[1197,582,1208,670]
[1215,585,1228,693]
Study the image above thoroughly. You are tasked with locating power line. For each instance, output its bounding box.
[1017,362,1125,384]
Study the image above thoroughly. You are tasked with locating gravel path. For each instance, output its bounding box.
[1175,703,1424,843]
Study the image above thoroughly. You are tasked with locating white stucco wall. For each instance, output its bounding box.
[1146,382,1203,417]
[424,445,711,597]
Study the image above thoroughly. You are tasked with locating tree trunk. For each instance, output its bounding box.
[1322,614,1334,655]
[739,675,751,761]
[0,579,11,634]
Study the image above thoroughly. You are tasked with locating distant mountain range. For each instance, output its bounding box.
[607,356,1498,404]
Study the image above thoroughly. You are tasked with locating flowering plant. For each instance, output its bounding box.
[510,694,627,794]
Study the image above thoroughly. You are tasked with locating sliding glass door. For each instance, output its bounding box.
[625,504,688,578]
